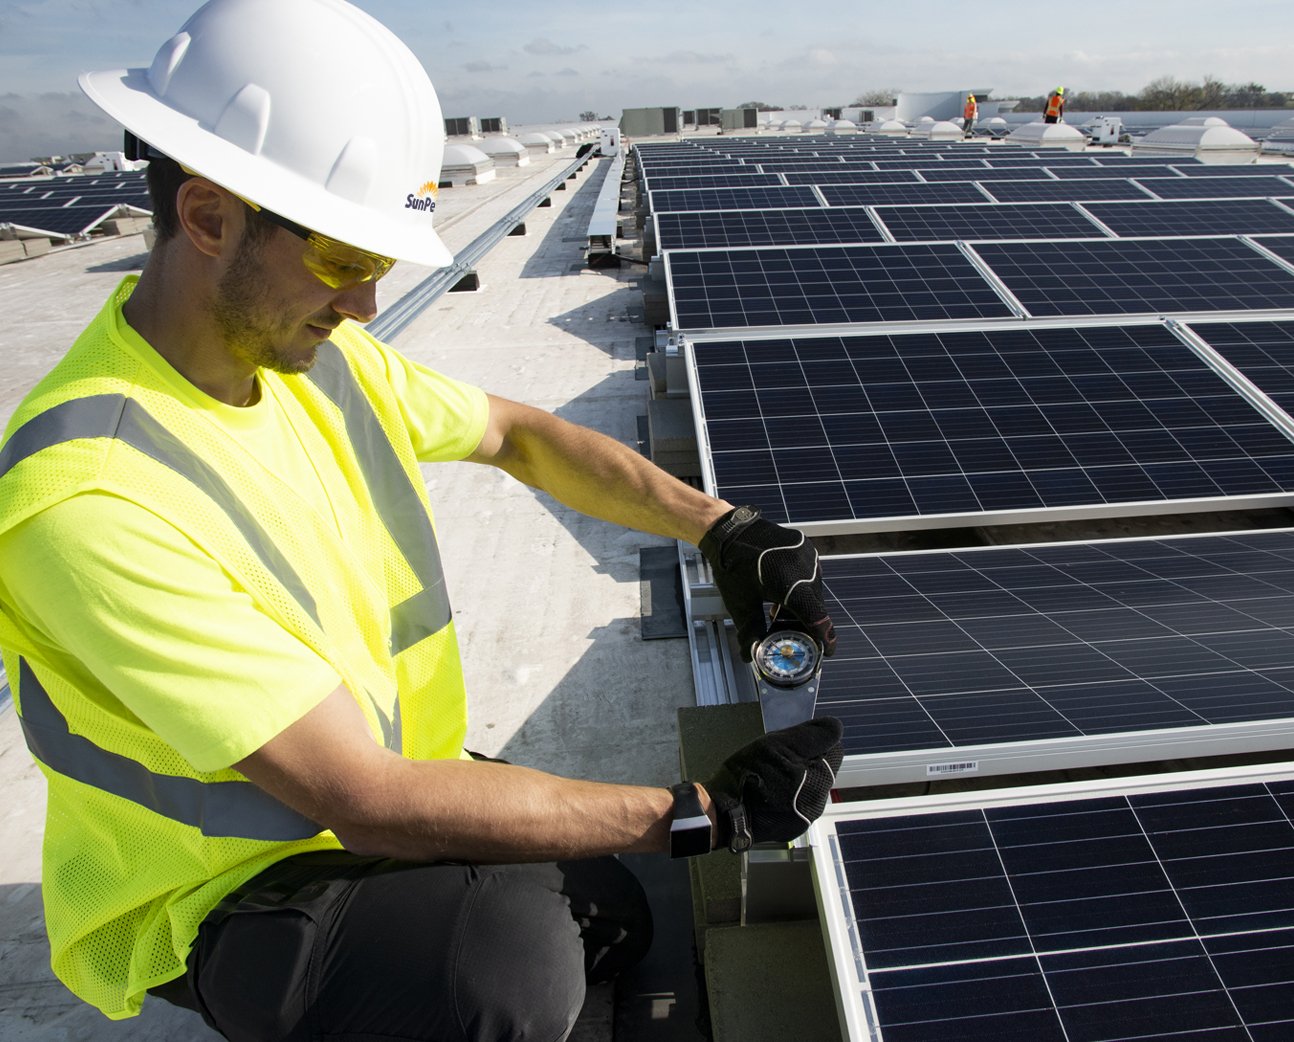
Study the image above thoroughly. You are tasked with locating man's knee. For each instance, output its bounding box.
[453,870,588,1041]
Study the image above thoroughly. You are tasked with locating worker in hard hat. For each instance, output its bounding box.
[0,0,843,1038]
[963,94,979,138]
[1044,85,1066,123]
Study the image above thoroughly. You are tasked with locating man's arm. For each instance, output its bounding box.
[234,684,843,864]
[466,393,730,546]
[235,685,689,863]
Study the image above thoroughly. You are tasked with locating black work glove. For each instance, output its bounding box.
[699,505,836,662]
[704,717,844,852]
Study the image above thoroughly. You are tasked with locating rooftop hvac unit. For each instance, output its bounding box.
[479,117,509,135]
[1087,116,1123,146]
[444,116,481,138]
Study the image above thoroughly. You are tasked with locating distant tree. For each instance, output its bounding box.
[1008,77,1293,113]
[736,101,780,111]
[852,88,898,106]
[579,110,599,121]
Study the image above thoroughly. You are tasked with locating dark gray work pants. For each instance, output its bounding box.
[151,849,653,1042]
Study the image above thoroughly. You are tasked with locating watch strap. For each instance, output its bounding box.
[668,781,712,859]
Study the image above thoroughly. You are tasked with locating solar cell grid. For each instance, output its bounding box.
[1081,198,1294,238]
[654,207,884,250]
[820,181,989,205]
[1171,163,1294,176]
[649,185,821,213]
[870,202,1107,242]
[667,242,1012,331]
[1253,234,1294,268]
[0,204,118,235]
[691,324,1294,530]
[980,178,1154,203]
[971,236,1294,317]
[782,169,921,185]
[1187,318,1294,419]
[1137,175,1294,199]
[1052,164,1185,179]
[917,166,1056,182]
[644,173,784,191]
[823,771,1294,1041]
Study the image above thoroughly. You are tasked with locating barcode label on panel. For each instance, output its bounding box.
[926,761,979,777]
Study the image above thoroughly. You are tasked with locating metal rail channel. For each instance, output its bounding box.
[369,150,596,343]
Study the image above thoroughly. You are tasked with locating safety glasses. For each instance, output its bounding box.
[249,203,396,290]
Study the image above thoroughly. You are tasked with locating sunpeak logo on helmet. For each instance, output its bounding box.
[405,181,439,213]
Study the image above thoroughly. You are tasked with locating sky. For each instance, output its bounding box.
[2,0,1292,162]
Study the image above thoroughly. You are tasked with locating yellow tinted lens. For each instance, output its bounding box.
[303,233,395,289]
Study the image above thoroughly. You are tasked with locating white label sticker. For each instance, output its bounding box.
[926,761,979,777]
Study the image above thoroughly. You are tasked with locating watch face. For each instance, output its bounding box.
[753,629,821,687]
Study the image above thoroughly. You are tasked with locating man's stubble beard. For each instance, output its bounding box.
[211,230,318,376]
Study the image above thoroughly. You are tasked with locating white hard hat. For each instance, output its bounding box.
[79,0,452,268]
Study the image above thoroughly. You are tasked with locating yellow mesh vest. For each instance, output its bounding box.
[0,285,470,1018]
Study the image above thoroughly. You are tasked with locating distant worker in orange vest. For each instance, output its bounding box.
[963,94,978,138]
[1044,86,1066,123]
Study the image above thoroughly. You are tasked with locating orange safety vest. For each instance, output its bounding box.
[963,99,977,121]
[1045,92,1064,118]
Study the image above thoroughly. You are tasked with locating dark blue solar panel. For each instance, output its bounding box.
[0,204,118,235]
[1082,199,1294,237]
[1171,163,1294,176]
[829,776,1294,1041]
[980,178,1152,202]
[782,169,921,184]
[1137,175,1294,199]
[644,173,784,191]
[1252,235,1294,268]
[654,207,884,250]
[1187,318,1294,418]
[820,182,988,205]
[918,166,1055,182]
[1052,164,1184,179]
[972,237,1294,317]
[649,185,821,213]
[817,530,1294,755]
[667,243,1013,331]
[872,202,1106,242]
[692,324,1294,528]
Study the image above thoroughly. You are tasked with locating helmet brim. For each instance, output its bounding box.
[81,67,454,270]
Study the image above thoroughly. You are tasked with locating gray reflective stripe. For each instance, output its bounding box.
[17,659,322,841]
[0,394,320,627]
[307,342,452,653]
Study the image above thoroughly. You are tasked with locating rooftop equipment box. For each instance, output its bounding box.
[619,107,681,137]
[444,116,481,138]
[479,117,509,135]
[721,108,759,131]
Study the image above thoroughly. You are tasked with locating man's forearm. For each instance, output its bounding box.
[472,397,730,545]
[335,758,715,863]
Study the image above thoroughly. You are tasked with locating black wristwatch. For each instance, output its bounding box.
[668,781,712,859]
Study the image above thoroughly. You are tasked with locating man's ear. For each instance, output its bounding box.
[175,178,241,260]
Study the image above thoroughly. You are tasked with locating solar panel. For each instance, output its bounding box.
[871,202,1106,242]
[644,173,784,191]
[0,204,119,236]
[782,169,921,185]
[654,207,884,250]
[689,323,1294,532]
[978,178,1153,203]
[918,167,1055,182]
[1052,164,1185,179]
[813,528,1294,774]
[813,765,1294,1042]
[1081,198,1294,238]
[1171,163,1294,176]
[1137,175,1294,199]
[1252,235,1294,268]
[648,185,822,213]
[970,237,1294,317]
[666,243,1013,332]
[1186,318,1294,419]
[820,182,989,206]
